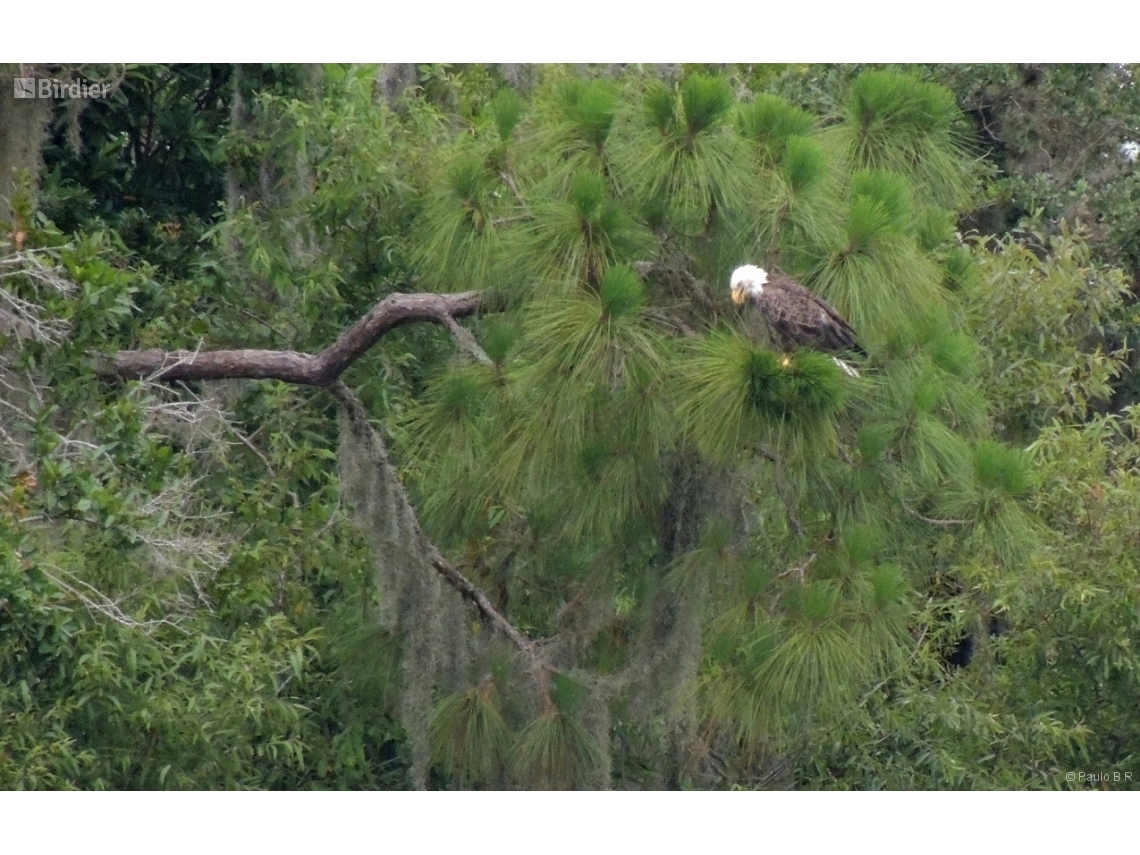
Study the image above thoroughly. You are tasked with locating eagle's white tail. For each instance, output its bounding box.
[833,357,859,378]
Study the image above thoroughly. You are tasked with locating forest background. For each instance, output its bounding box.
[1,62,1139,795]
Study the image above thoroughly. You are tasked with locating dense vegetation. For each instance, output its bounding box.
[1,63,1138,790]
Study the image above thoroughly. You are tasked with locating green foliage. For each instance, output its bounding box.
[512,706,604,790]
[487,87,524,142]
[525,169,652,292]
[849,70,960,138]
[835,70,976,210]
[963,226,1133,441]
[932,64,1140,275]
[41,65,238,237]
[847,170,912,244]
[1015,409,1140,781]
[675,332,780,462]
[679,74,735,137]
[0,540,337,790]
[11,62,1140,792]
[430,681,511,787]
[614,72,754,238]
[414,148,508,294]
[781,136,828,194]
[644,81,675,134]
[558,78,619,152]
[973,440,1032,498]
[597,264,645,317]
[738,94,816,161]
[481,317,520,365]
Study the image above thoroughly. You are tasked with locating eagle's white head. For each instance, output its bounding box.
[730,264,768,305]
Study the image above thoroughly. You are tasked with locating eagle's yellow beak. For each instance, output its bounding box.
[730,287,746,305]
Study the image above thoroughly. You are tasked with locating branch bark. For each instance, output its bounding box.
[95,290,482,384]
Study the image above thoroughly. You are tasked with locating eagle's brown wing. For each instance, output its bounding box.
[757,273,864,355]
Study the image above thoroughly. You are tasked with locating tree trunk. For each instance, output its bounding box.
[0,65,54,229]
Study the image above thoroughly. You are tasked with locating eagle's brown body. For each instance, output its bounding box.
[730,265,865,356]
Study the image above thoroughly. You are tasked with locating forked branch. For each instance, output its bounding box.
[93,287,543,681]
[96,291,482,384]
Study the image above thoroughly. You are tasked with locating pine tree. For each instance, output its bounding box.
[368,67,1036,787]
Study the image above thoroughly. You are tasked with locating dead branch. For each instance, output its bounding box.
[96,290,482,384]
[0,251,76,344]
[39,562,186,634]
[93,290,549,697]
[776,551,817,584]
[90,287,515,646]
[326,381,548,681]
[500,171,528,209]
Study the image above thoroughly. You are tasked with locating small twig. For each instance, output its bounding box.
[776,551,817,584]
[24,368,45,407]
[0,422,32,471]
[901,503,970,527]
[39,562,187,635]
[0,251,75,344]
[754,752,797,789]
[490,215,533,227]
[634,260,722,319]
[439,314,492,366]
[500,171,527,209]
[228,424,273,471]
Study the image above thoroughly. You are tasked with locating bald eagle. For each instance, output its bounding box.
[730,264,864,375]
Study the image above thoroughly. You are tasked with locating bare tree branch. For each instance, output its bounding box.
[0,422,32,471]
[96,290,483,384]
[424,543,539,658]
[93,290,550,698]
[0,251,75,344]
[500,171,528,209]
[776,551,817,583]
[39,562,186,634]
